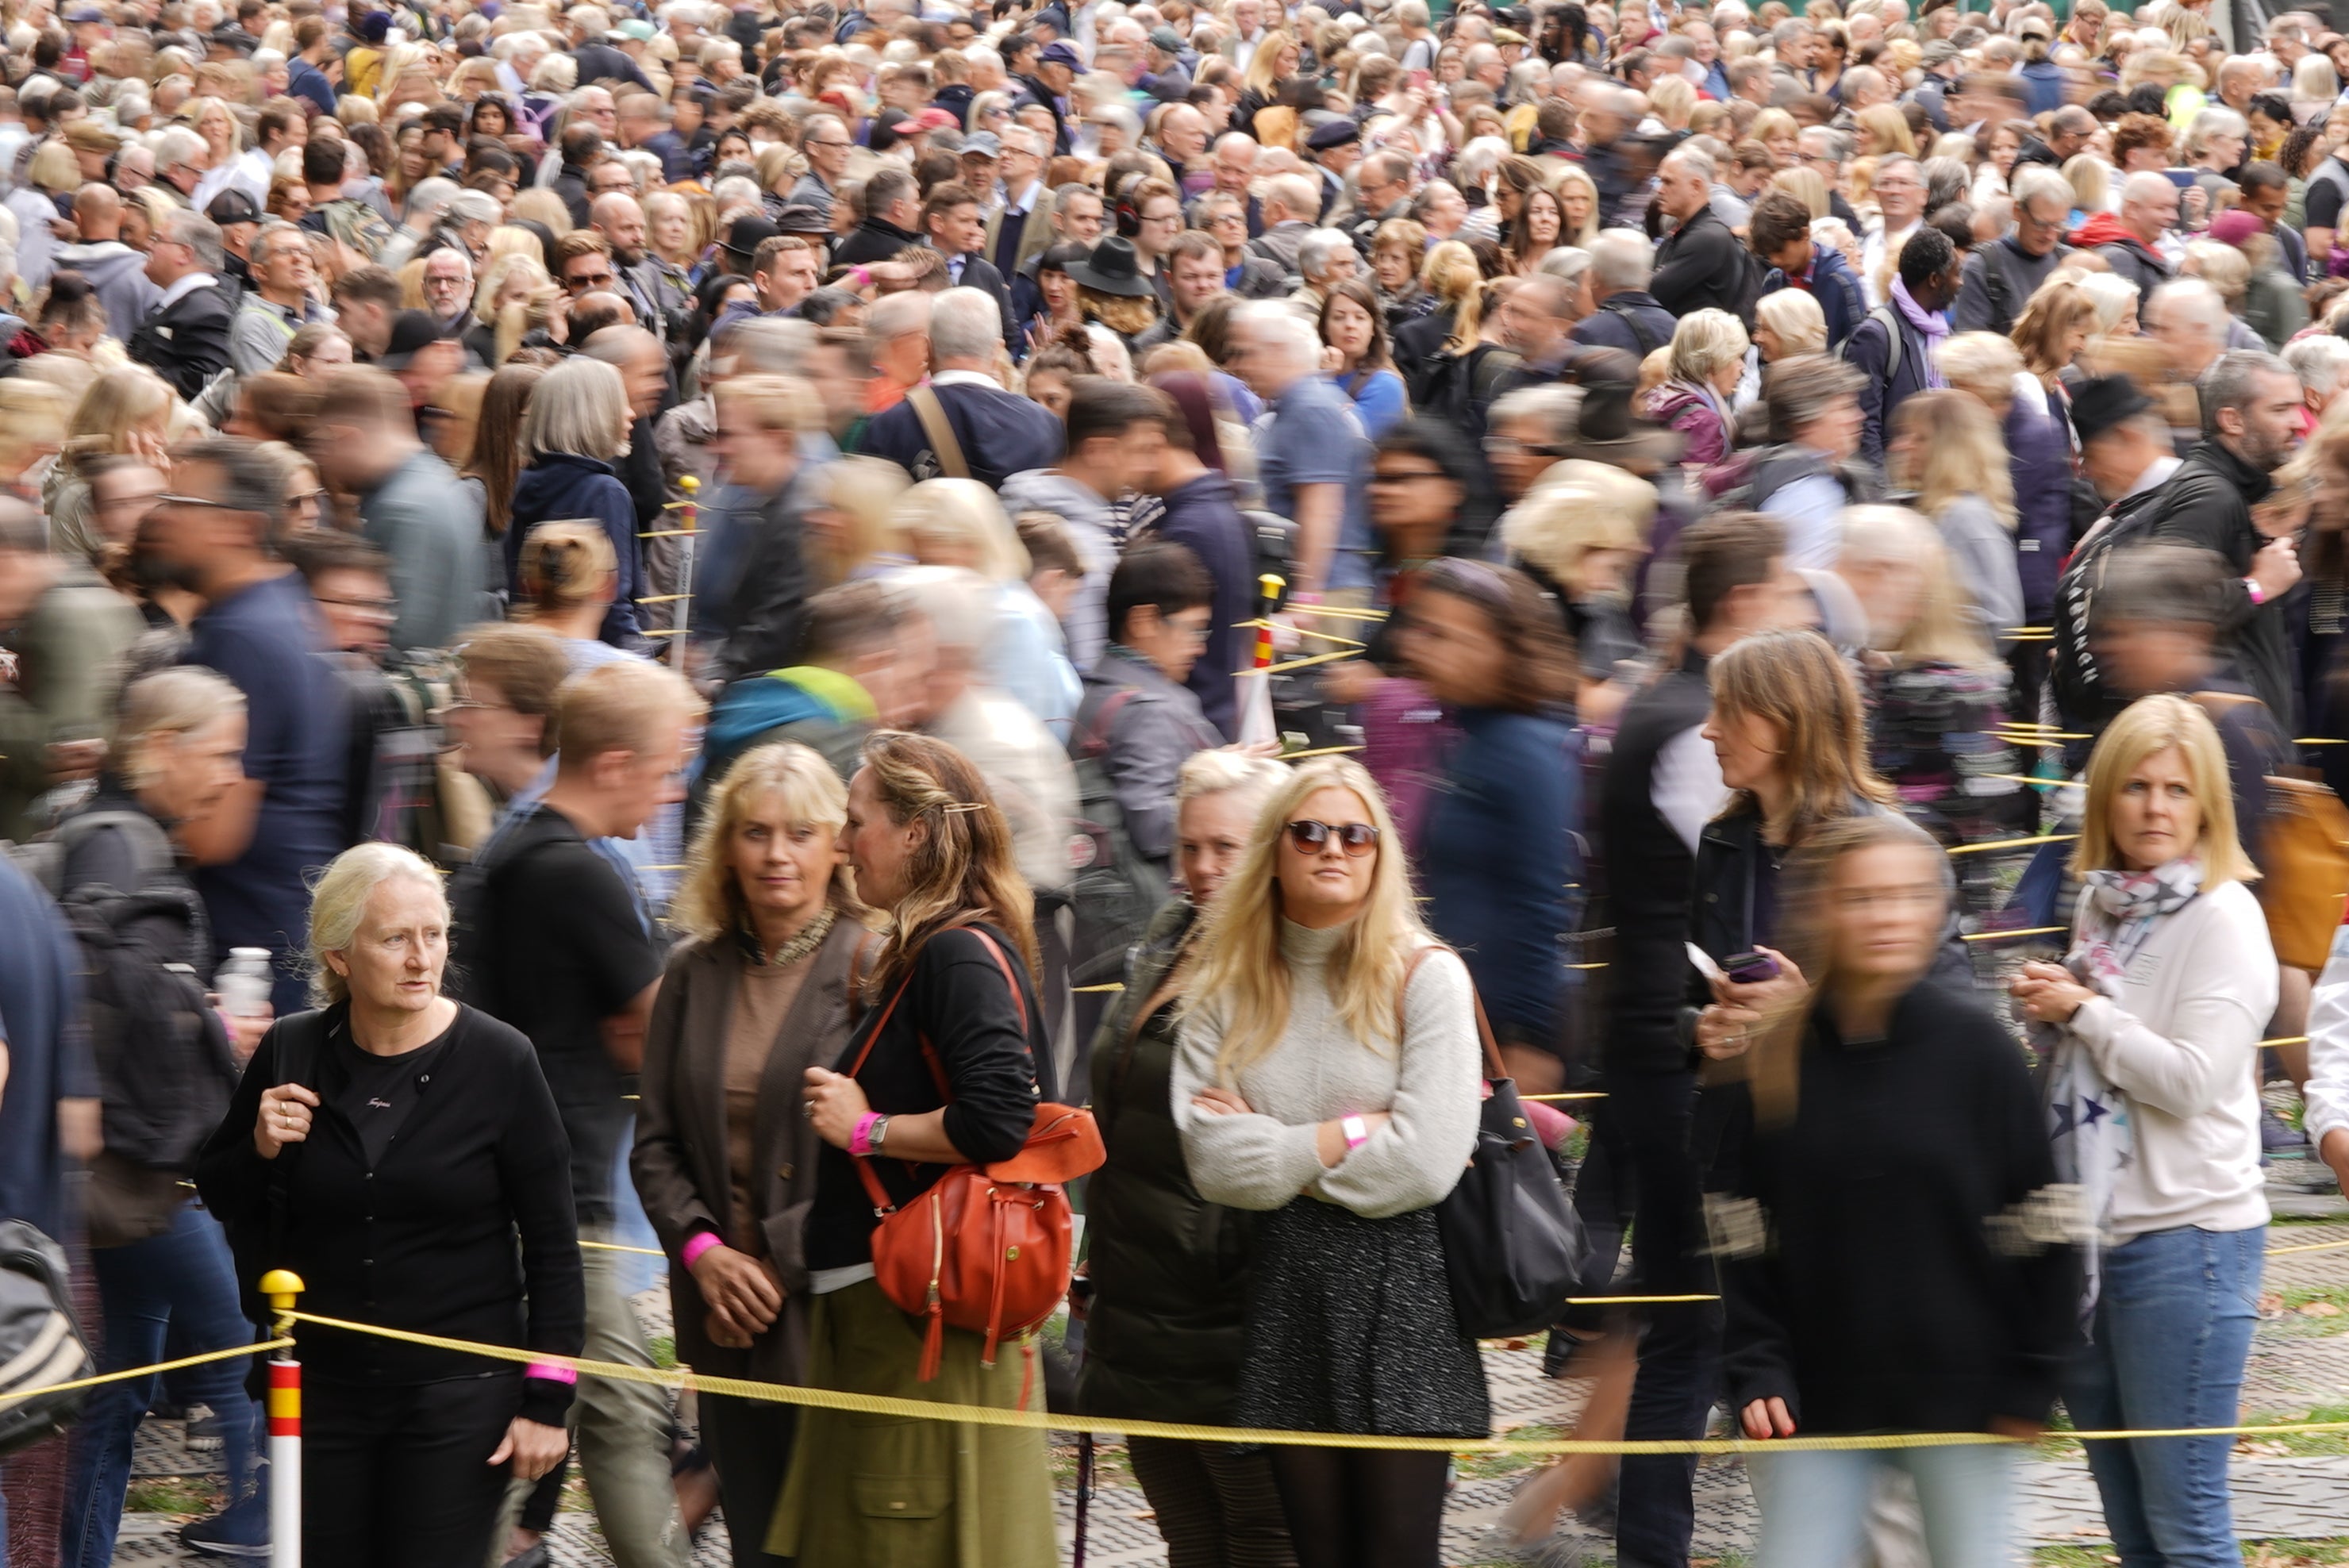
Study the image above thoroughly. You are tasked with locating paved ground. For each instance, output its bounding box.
[117,1171,2349,1566]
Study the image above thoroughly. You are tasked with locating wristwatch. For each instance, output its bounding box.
[869,1114,891,1152]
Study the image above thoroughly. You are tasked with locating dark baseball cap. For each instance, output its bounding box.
[721,213,781,258]
[768,204,831,236]
[380,309,459,370]
[206,188,262,225]
[2069,375,2156,444]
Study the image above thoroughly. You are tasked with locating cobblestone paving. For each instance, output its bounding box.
[117,1193,2349,1565]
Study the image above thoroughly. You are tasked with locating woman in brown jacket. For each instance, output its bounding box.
[629,742,868,1568]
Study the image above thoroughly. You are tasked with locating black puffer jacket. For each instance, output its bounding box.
[1075,899,1256,1424]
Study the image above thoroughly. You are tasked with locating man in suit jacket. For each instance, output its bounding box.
[922,182,1018,349]
[128,207,235,402]
[982,126,1056,279]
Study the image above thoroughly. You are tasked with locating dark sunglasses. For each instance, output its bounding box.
[1285,819,1379,856]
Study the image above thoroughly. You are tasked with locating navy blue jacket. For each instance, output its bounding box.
[507,452,644,646]
[0,856,89,1239]
[1422,707,1581,1053]
[855,378,1063,489]
[1570,290,1677,358]
[1148,469,1255,740]
[1763,243,1868,351]
[2005,384,2074,622]
[1840,303,1936,469]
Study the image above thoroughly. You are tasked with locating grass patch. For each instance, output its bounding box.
[125,1475,219,1516]
[1048,1437,1134,1489]
[2274,1286,2349,1335]
[1453,1423,1565,1481]
[2040,1545,2349,1567]
[648,1334,676,1369]
[2235,1405,2349,1457]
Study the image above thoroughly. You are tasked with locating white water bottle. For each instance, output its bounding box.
[217,948,275,1017]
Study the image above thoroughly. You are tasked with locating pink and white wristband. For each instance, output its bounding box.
[679,1231,725,1270]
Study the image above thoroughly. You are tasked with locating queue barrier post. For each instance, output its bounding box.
[261,1270,305,1568]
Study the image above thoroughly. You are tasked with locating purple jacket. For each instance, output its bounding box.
[1647,381,1732,468]
[2004,382,2074,621]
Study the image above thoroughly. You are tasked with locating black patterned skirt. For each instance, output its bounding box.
[1235,1197,1490,1439]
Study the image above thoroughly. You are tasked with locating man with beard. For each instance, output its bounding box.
[2139,350,2306,725]
[591,190,670,344]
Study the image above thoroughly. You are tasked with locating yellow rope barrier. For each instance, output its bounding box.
[271,1312,2349,1454]
[1947,833,2076,855]
[1278,744,1366,759]
[579,1239,667,1258]
[1243,648,1359,678]
[2268,1236,2349,1256]
[0,1339,290,1409]
[1961,926,2071,943]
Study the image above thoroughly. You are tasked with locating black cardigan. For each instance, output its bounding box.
[195,1005,585,1424]
[1719,982,2080,1434]
[803,925,1050,1274]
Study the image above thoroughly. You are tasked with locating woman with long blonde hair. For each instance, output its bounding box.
[2010,694,2274,1568]
[632,741,871,1568]
[1554,163,1602,248]
[1393,240,1484,394]
[1886,390,2023,651]
[776,731,1057,1567]
[1174,756,1486,1568]
[46,363,174,564]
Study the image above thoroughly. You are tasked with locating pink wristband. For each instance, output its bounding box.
[849,1111,883,1156]
[679,1231,724,1270]
[524,1362,578,1385]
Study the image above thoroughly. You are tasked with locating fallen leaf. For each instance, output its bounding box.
[2297,1301,2342,1318]
[2259,1292,2286,1317]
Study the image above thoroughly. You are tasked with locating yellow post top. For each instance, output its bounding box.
[1259,573,1286,596]
[260,1270,305,1311]
[679,475,700,493]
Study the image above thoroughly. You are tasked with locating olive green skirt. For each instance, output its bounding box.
[766,1278,1057,1568]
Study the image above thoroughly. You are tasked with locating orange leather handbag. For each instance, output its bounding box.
[849,928,1105,1380]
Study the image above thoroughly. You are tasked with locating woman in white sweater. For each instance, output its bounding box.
[2010,694,2276,1568]
[1172,757,1485,1568]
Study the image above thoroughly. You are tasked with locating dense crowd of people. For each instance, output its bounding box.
[3,0,2349,1565]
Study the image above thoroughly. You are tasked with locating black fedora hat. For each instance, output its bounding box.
[1065,236,1156,299]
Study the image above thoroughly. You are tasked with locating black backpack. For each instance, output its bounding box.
[2051,484,2171,732]
[71,881,240,1172]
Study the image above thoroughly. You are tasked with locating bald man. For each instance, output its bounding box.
[590,190,669,341]
[52,183,159,340]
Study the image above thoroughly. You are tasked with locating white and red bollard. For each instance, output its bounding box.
[260,1270,304,1568]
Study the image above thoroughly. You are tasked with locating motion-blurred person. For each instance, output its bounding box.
[311,366,486,653]
[148,440,351,1017]
[59,669,263,1563]
[1884,390,2025,652]
[1722,815,2078,1568]
[459,661,699,1568]
[508,356,647,648]
[1079,751,1294,1568]
[2011,696,2278,1568]
[631,744,871,1568]
[1403,559,1581,1093]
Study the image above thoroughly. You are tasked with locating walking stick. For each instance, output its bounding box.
[1072,1430,1095,1568]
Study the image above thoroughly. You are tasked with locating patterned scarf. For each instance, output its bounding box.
[2047,857,2201,1318]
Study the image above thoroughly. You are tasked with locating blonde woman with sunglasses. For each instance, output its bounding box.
[1174,757,1486,1568]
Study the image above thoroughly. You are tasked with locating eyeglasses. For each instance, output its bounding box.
[564,269,617,290]
[1285,819,1380,856]
[1371,466,1447,484]
[155,492,243,510]
[807,138,852,149]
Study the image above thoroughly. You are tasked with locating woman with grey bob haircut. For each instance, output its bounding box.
[195,840,582,1565]
[506,355,646,644]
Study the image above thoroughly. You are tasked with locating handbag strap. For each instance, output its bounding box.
[848,926,1029,1215]
[1396,944,1507,1082]
[905,384,971,480]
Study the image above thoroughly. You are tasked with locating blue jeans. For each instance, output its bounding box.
[1748,1443,2017,1568]
[2063,1224,2263,1568]
[62,1201,261,1568]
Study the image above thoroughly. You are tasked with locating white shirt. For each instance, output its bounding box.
[2305,928,2349,1155]
[1859,218,1917,307]
[157,270,221,312]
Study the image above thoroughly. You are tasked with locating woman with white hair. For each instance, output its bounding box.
[1645,307,1750,466]
[506,355,644,646]
[194,842,580,1566]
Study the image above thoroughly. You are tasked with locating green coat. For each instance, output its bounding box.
[0,562,144,837]
[1074,897,1258,1425]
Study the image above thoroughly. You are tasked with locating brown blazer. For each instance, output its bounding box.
[630,916,866,1385]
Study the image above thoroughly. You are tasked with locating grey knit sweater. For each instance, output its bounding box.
[1171,921,1481,1220]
